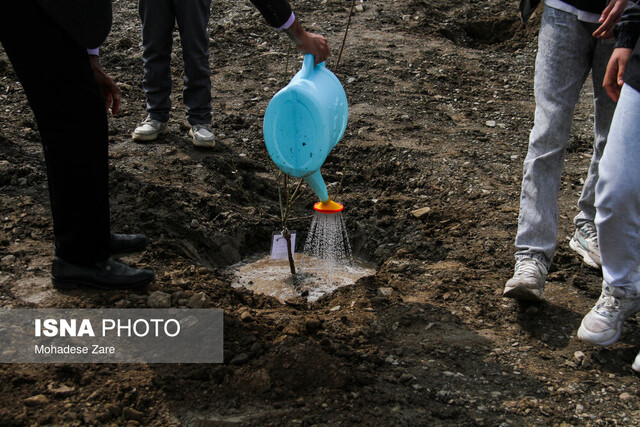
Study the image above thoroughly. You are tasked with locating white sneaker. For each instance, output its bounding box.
[578,282,640,346]
[503,257,548,302]
[569,222,601,269]
[633,351,640,372]
[189,124,215,148]
[132,117,168,141]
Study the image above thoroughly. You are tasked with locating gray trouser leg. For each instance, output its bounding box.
[574,36,616,227]
[139,0,175,123]
[175,0,212,125]
[514,5,614,268]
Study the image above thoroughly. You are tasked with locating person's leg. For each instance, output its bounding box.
[573,36,616,228]
[139,0,175,123]
[514,5,594,268]
[596,84,640,288]
[174,0,212,126]
[0,1,110,265]
[578,84,640,346]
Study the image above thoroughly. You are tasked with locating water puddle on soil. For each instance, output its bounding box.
[229,254,376,302]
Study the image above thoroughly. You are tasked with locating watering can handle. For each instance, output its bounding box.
[300,54,326,79]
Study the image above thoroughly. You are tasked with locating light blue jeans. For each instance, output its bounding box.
[514,5,616,268]
[596,84,640,289]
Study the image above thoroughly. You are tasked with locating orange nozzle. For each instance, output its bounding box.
[313,199,344,214]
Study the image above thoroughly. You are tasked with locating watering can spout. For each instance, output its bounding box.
[304,170,329,203]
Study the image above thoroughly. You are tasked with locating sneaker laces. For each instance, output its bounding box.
[580,223,598,247]
[514,260,543,279]
[594,285,636,317]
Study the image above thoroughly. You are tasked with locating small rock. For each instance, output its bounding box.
[573,351,586,364]
[24,394,49,406]
[355,4,364,12]
[485,120,496,127]
[104,403,122,418]
[1,254,15,263]
[230,353,250,365]
[620,392,632,401]
[147,291,171,308]
[410,206,431,219]
[330,305,341,312]
[190,219,199,228]
[47,383,75,397]
[123,407,145,423]
[187,292,211,308]
[305,318,322,330]
[240,310,253,322]
[0,160,14,186]
[377,287,393,297]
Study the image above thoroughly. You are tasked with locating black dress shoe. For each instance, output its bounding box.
[110,233,148,255]
[51,257,154,290]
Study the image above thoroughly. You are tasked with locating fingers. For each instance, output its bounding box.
[593,0,626,38]
[110,85,121,115]
[603,56,618,101]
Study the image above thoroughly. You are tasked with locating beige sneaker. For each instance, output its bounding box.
[578,282,640,346]
[503,257,548,302]
[569,222,601,269]
[190,124,215,148]
[132,117,168,141]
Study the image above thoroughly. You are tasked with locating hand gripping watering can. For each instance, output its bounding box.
[263,54,348,213]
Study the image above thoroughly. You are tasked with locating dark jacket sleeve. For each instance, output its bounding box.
[615,0,640,49]
[250,0,293,28]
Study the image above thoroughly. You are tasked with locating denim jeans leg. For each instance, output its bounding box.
[595,84,640,290]
[574,36,616,227]
[515,6,593,268]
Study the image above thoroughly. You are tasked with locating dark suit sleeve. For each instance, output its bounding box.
[249,0,293,28]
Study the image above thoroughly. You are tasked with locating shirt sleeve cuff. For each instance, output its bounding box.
[87,48,100,56]
[277,12,295,30]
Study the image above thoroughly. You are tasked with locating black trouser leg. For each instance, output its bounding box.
[0,1,110,265]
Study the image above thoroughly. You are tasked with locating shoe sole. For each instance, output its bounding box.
[632,358,640,372]
[577,322,621,346]
[569,237,600,269]
[132,129,168,142]
[503,285,544,302]
[51,275,153,290]
[189,129,215,148]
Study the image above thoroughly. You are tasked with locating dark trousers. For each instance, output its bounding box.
[139,0,212,125]
[0,1,110,265]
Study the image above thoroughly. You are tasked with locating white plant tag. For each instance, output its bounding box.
[270,231,296,260]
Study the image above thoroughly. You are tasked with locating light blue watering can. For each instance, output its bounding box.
[263,54,348,208]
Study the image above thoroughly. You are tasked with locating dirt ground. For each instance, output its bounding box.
[1,0,640,425]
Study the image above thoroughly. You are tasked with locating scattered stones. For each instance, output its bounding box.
[410,206,431,219]
[187,292,211,308]
[24,394,49,406]
[147,291,171,308]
